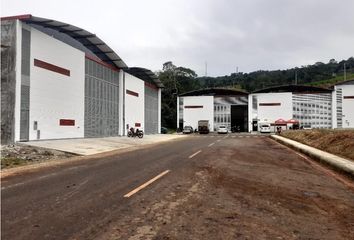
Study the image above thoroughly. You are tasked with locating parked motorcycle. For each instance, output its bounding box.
[127,127,144,138]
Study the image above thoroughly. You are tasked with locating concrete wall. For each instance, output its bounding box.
[252,92,293,123]
[182,96,214,131]
[29,26,85,140]
[124,72,145,132]
[1,19,17,144]
[341,83,354,128]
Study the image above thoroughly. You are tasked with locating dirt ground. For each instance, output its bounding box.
[97,136,354,240]
[1,144,76,169]
[281,129,354,161]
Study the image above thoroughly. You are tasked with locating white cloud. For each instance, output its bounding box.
[2,0,354,76]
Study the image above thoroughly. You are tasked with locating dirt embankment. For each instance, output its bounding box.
[1,144,76,169]
[281,129,354,161]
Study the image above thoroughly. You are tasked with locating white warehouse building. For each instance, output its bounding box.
[178,83,354,132]
[1,15,163,144]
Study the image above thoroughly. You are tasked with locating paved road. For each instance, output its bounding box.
[2,134,354,239]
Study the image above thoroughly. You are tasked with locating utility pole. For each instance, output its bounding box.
[205,62,208,77]
[344,63,347,81]
[234,66,239,88]
[295,68,298,85]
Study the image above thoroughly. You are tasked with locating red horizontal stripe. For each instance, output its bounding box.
[85,54,120,72]
[1,14,32,21]
[59,119,75,126]
[145,81,158,90]
[343,96,354,99]
[135,123,141,127]
[34,59,70,76]
[126,89,139,97]
[184,105,203,109]
[259,103,281,106]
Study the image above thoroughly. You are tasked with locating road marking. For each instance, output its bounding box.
[1,182,25,190]
[189,150,202,159]
[217,139,221,142]
[239,136,243,138]
[208,143,215,147]
[246,136,250,138]
[124,170,170,198]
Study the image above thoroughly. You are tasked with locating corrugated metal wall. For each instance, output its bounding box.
[144,84,158,134]
[84,59,119,137]
[20,28,31,141]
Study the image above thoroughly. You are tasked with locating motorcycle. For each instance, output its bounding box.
[127,127,144,138]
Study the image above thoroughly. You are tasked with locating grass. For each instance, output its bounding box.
[281,129,354,161]
[306,73,354,89]
[1,157,29,168]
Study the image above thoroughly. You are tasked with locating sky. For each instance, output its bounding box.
[1,0,354,76]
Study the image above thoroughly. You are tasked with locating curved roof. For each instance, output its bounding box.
[253,85,332,94]
[179,88,248,97]
[4,14,128,69]
[126,67,163,88]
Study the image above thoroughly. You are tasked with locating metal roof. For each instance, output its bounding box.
[6,14,128,69]
[126,67,163,88]
[253,85,332,94]
[333,79,354,86]
[179,88,248,97]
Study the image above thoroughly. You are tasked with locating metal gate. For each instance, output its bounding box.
[84,58,119,137]
[144,84,158,134]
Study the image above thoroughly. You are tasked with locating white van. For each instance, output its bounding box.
[259,123,271,133]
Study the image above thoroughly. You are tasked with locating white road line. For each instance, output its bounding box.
[246,136,250,138]
[217,139,221,142]
[208,143,215,147]
[124,170,170,198]
[239,136,243,138]
[1,182,25,190]
[189,150,202,159]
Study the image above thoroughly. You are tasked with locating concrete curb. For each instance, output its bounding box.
[271,135,354,177]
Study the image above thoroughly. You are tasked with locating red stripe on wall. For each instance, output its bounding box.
[184,105,203,109]
[343,96,354,99]
[34,59,70,76]
[85,54,120,72]
[126,89,139,97]
[135,123,141,127]
[259,103,281,106]
[59,119,75,126]
[0,14,32,21]
[145,81,158,90]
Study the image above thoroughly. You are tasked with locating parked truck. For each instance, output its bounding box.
[198,120,210,134]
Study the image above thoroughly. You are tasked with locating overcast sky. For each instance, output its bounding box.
[2,0,354,76]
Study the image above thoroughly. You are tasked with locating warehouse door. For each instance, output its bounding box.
[144,85,158,134]
[231,105,248,132]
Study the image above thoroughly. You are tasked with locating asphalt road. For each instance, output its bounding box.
[2,134,354,239]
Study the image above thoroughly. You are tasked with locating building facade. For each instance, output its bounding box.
[178,84,354,132]
[1,15,162,144]
[177,89,248,132]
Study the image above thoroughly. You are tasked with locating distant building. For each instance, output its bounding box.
[250,85,333,131]
[333,80,354,128]
[1,15,163,144]
[178,83,354,132]
[177,89,248,132]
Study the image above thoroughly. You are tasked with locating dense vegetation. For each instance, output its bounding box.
[158,57,354,128]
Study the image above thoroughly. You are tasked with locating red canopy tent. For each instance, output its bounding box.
[287,119,299,124]
[274,118,287,125]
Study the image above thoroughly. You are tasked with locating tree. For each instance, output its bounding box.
[158,61,199,129]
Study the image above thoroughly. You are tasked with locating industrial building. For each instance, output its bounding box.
[1,15,163,144]
[177,83,354,132]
